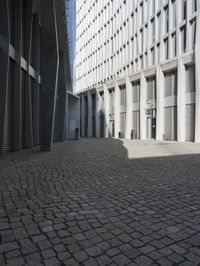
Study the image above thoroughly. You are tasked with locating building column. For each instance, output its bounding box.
[114,82,120,138]
[81,94,85,137]
[125,76,133,139]
[177,58,186,142]
[195,9,200,142]
[40,0,59,151]
[104,85,109,138]
[87,92,92,137]
[53,52,67,143]
[156,65,164,140]
[140,72,147,140]
[95,91,100,138]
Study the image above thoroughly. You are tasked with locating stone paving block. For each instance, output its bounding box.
[37,239,51,250]
[73,250,88,262]
[157,257,173,266]
[44,257,60,266]
[86,246,103,257]
[83,258,98,266]
[185,252,200,264]
[6,256,25,266]
[0,241,19,253]
[41,248,56,259]
[5,249,21,259]
[112,254,131,265]
[168,252,184,264]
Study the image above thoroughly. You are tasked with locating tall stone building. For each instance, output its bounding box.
[0,0,79,155]
[77,0,200,142]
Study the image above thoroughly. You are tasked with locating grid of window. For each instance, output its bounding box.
[76,0,199,92]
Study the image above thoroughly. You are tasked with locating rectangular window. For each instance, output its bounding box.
[157,13,161,40]
[182,0,187,20]
[181,26,186,53]
[165,5,169,34]
[186,65,196,92]
[109,89,115,114]
[192,0,197,13]
[120,86,126,105]
[172,33,176,57]
[140,29,143,52]
[164,71,177,97]
[164,38,169,60]
[132,81,140,103]
[140,3,144,26]
[156,44,160,63]
[147,78,156,100]
[172,0,176,28]
[151,19,155,44]
[191,19,196,50]
[151,47,155,65]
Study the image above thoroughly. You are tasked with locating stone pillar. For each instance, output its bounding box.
[177,58,186,142]
[87,92,92,137]
[95,91,100,138]
[125,76,133,139]
[81,94,85,137]
[195,9,200,142]
[104,85,109,138]
[40,0,59,151]
[156,65,164,140]
[140,72,147,140]
[114,82,120,138]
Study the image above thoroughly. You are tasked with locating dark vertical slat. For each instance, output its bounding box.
[0,0,10,154]
[25,0,34,148]
[13,0,22,151]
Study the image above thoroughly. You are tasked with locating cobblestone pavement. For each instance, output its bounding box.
[1,138,200,266]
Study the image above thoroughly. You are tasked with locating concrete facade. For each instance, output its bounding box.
[0,0,75,155]
[77,0,200,143]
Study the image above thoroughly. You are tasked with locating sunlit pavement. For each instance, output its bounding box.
[1,138,200,265]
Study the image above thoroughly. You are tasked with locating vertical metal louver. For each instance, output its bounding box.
[3,85,9,151]
[132,111,140,139]
[164,107,172,140]
[3,60,14,151]
[186,104,195,142]
[120,112,126,138]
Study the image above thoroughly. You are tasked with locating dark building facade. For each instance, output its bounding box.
[0,0,76,155]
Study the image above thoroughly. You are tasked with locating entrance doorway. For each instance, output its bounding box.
[109,120,115,138]
[147,117,156,139]
[147,109,156,139]
[100,114,104,138]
